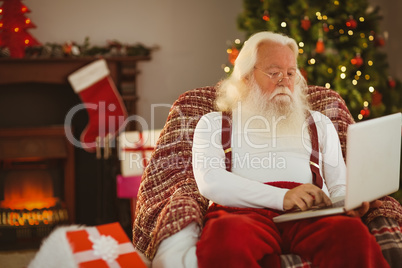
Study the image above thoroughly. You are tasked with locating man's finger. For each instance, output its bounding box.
[369,200,383,208]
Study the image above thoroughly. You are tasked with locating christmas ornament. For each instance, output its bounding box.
[262,10,270,22]
[301,16,311,31]
[315,38,325,54]
[351,53,363,67]
[360,107,370,118]
[372,90,383,106]
[0,0,41,58]
[388,77,396,88]
[315,28,325,54]
[228,46,239,65]
[323,23,329,33]
[62,41,80,56]
[300,68,308,82]
[68,59,128,153]
[346,16,357,29]
[374,35,385,47]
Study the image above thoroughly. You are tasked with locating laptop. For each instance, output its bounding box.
[273,112,402,223]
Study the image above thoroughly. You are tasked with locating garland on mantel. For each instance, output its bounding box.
[0,37,158,58]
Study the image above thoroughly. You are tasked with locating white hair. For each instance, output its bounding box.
[216,31,303,111]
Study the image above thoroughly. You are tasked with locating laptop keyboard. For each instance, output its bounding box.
[331,198,345,208]
[291,197,345,212]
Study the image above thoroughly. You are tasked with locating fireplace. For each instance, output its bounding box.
[0,126,74,249]
[0,57,151,246]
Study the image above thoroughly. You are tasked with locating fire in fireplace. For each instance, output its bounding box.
[0,162,68,226]
[0,126,74,249]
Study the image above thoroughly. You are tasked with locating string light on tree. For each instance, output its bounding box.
[298,41,304,54]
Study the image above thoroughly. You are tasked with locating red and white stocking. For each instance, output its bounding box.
[68,59,128,152]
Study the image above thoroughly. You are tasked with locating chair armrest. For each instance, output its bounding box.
[134,187,207,259]
[363,196,402,225]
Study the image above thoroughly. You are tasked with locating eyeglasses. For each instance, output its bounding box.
[254,67,301,85]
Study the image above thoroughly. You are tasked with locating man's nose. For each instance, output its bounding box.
[277,76,291,86]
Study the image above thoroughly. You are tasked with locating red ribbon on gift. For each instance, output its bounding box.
[66,222,146,268]
[122,132,156,168]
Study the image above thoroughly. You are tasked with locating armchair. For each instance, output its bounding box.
[133,85,402,267]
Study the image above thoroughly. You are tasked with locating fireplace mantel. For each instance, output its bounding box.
[0,56,151,116]
[0,56,150,84]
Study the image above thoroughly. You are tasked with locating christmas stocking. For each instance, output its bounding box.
[68,59,128,152]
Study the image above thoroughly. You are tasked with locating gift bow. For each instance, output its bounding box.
[67,223,141,268]
[73,226,134,267]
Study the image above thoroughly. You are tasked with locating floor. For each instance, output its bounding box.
[0,250,37,268]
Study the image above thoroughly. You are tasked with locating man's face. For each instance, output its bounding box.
[252,41,297,104]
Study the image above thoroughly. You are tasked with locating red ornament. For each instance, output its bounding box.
[346,17,357,29]
[301,16,311,31]
[228,46,239,65]
[300,68,308,82]
[0,0,41,58]
[262,10,270,22]
[388,77,396,88]
[351,53,363,68]
[375,36,385,47]
[323,23,329,33]
[315,39,325,54]
[360,107,370,118]
[372,90,383,106]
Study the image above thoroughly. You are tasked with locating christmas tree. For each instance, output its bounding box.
[225,0,402,121]
[0,0,41,58]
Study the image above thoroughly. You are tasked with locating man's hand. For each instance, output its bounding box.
[283,183,332,211]
[345,200,383,218]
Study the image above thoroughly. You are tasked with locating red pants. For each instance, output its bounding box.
[196,206,389,268]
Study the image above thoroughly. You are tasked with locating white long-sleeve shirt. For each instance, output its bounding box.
[192,110,346,211]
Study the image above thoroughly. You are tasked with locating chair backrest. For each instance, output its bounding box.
[132,85,355,259]
[307,85,355,158]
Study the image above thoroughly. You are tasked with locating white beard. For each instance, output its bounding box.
[237,79,309,139]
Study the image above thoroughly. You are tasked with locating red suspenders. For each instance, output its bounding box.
[221,111,324,189]
[221,111,232,172]
[307,114,324,188]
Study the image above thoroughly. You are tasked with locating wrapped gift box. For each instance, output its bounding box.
[66,222,146,268]
[117,130,161,198]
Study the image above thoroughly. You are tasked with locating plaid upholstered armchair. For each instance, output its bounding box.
[133,85,402,267]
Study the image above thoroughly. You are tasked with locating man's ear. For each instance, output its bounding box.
[243,71,256,86]
[243,74,251,83]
